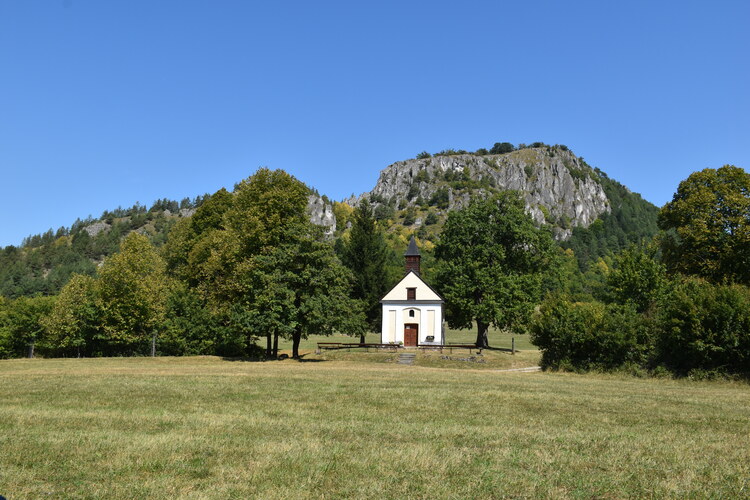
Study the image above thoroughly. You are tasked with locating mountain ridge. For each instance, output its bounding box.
[348,146,613,240]
[0,144,659,298]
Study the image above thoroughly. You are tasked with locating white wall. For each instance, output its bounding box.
[381,302,443,344]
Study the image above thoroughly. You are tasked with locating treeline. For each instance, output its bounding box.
[533,165,750,378]
[415,140,570,159]
[0,196,207,298]
[0,170,368,360]
[562,174,660,268]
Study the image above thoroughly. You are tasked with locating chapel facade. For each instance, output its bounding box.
[380,236,445,346]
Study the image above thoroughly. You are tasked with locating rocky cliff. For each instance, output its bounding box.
[307,195,336,236]
[349,146,611,240]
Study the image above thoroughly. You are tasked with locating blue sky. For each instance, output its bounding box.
[1,0,748,247]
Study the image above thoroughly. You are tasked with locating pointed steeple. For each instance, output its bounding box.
[404,235,421,275]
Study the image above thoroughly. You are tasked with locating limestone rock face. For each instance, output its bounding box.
[83,221,110,237]
[349,147,610,240]
[307,195,336,236]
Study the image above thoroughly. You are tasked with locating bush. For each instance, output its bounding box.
[531,297,650,371]
[429,187,450,209]
[489,142,515,154]
[652,278,750,376]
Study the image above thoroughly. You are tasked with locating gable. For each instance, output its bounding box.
[381,271,443,302]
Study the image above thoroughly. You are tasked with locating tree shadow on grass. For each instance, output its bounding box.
[220,354,327,363]
[484,346,515,353]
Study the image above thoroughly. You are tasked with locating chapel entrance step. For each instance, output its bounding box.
[396,353,416,365]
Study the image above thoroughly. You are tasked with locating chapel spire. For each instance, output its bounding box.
[404,235,421,275]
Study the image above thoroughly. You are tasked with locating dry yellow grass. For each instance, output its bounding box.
[1,356,749,499]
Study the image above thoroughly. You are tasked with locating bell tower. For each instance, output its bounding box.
[404,235,421,275]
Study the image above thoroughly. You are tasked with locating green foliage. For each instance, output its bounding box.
[531,298,650,371]
[43,274,100,357]
[424,211,439,225]
[489,142,515,154]
[652,278,750,376]
[414,169,430,184]
[562,176,660,268]
[159,283,233,356]
[658,165,750,284]
[607,245,667,312]
[97,233,169,353]
[402,206,417,226]
[416,151,431,159]
[434,148,469,156]
[434,191,555,347]
[406,183,419,200]
[429,187,450,209]
[374,202,395,221]
[0,295,55,358]
[338,200,396,335]
[535,250,750,377]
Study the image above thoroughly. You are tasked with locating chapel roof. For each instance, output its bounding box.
[404,235,421,256]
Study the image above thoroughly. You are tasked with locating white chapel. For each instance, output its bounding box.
[380,236,445,346]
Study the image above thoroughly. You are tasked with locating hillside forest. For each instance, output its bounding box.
[0,143,748,378]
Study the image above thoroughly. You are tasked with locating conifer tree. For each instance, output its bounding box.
[339,199,393,342]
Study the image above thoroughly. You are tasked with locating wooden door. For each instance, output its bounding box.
[404,324,418,346]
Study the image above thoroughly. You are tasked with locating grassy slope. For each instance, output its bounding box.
[1,357,749,499]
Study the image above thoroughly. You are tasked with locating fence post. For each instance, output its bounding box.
[512,337,515,355]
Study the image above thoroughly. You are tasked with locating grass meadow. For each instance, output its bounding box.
[1,352,749,499]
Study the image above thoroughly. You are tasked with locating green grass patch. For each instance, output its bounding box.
[1,357,749,498]
[271,325,536,356]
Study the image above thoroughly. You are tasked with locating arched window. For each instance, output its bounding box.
[409,310,415,317]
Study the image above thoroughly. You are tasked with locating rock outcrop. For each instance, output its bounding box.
[349,147,610,240]
[307,195,336,236]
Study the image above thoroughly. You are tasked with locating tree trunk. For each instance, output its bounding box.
[77,346,81,358]
[266,332,272,358]
[475,320,489,348]
[360,332,366,344]
[28,341,35,359]
[273,332,279,358]
[151,333,156,357]
[292,331,302,359]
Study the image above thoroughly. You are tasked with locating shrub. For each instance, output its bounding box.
[531,297,650,371]
[429,187,450,209]
[652,278,750,376]
[406,183,420,200]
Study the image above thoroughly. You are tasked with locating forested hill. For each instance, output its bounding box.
[0,142,659,298]
[0,198,206,298]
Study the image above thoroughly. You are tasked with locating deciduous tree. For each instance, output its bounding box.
[658,165,750,284]
[97,233,169,355]
[43,274,99,357]
[435,192,555,347]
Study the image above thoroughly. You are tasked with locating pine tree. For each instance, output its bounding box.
[340,199,393,342]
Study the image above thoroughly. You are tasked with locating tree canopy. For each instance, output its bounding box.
[434,191,555,347]
[658,165,750,284]
[338,199,395,339]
